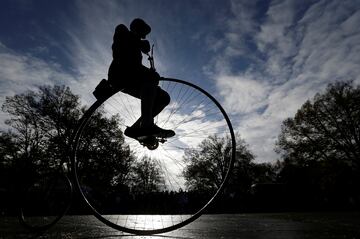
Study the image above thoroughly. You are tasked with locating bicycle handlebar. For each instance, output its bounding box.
[146,44,156,71]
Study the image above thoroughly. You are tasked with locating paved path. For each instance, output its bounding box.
[1,213,360,238]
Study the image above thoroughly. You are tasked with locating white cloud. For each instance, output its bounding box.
[0,0,174,128]
[0,43,78,129]
[210,0,360,163]
[58,1,123,105]
[60,0,176,105]
[2,0,360,165]
[216,75,270,114]
[0,1,120,125]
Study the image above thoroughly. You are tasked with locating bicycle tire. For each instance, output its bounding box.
[19,173,73,231]
[71,78,236,235]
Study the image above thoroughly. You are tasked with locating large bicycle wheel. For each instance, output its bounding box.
[71,78,235,235]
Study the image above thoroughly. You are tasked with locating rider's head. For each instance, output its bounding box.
[130,18,151,39]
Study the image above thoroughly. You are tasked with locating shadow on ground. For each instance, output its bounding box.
[1,213,360,239]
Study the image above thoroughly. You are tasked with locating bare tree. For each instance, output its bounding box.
[130,156,165,193]
[275,81,360,207]
[183,134,255,194]
[276,81,360,168]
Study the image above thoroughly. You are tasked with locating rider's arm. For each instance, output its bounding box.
[140,40,150,54]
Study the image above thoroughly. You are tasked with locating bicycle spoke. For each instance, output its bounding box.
[72,78,235,235]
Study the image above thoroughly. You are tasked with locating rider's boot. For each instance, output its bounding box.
[124,124,175,139]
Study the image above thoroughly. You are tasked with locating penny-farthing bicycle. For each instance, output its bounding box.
[71,47,236,235]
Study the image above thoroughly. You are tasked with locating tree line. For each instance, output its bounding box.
[273,81,360,211]
[1,81,359,215]
[0,86,164,214]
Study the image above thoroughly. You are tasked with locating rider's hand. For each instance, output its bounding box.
[140,40,151,54]
[150,70,160,85]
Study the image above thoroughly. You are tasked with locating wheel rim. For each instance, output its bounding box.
[71,78,236,235]
[19,174,73,231]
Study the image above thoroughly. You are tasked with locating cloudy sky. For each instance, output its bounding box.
[1,0,360,163]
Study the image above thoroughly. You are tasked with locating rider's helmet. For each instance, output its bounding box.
[130,18,151,39]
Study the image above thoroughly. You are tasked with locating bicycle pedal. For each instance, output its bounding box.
[158,138,167,143]
[137,135,155,141]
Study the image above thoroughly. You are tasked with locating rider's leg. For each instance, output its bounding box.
[131,87,170,128]
[135,86,174,137]
[153,88,170,116]
[139,77,157,128]
[123,84,174,137]
[122,67,174,137]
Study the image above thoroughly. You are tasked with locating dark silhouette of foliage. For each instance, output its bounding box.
[1,85,81,178]
[276,81,360,165]
[183,134,256,194]
[0,85,167,208]
[75,108,135,199]
[129,156,165,194]
[275,81,360,209]
[181,133,281,213]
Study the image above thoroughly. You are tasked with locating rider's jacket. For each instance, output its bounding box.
[112,24,143,67]
[108,24,152,88]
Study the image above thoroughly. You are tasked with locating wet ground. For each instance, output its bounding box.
[1,212,360,238]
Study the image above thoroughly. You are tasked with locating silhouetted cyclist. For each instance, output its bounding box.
[108,18,175,139]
